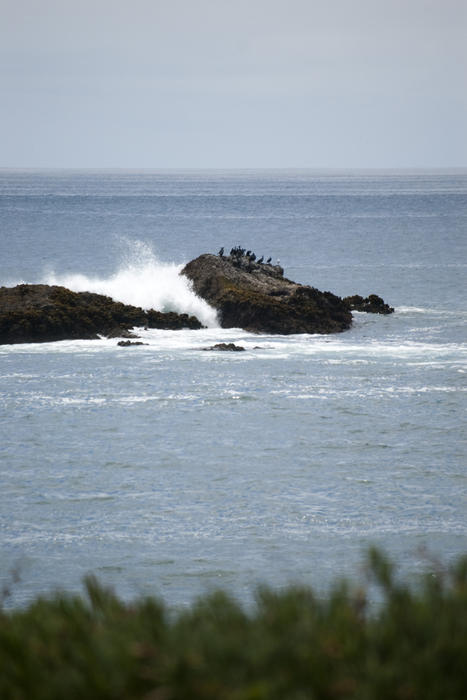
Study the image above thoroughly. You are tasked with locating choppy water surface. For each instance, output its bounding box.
[1,170,466,607]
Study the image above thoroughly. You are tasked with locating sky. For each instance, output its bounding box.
[1,0,466,168]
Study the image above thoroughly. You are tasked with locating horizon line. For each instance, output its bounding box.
[1,165,467,173]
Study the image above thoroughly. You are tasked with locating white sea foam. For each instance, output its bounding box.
[396,306,464,317]
[43,240,219,328]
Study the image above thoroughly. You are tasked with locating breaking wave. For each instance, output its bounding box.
[43,241,219,328]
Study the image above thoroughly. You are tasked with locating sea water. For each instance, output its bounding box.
[0,169,466,608]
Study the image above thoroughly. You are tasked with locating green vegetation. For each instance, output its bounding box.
[1,549,466,699]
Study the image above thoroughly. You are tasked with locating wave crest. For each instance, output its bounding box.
[44,241,219,328]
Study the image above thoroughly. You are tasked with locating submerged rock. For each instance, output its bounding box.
[203,343,246,352]
[182,253,352,334]
[117,340,147,347]
[0,284,203,345]
[106,328,141,339]
[343,294,394,315]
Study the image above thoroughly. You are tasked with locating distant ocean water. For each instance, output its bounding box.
[1,169,466,608]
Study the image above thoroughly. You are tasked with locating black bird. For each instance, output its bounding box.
[218,247,224,257]
[258,256,264,264]
[250,253,256,262]
[266,257,272,264]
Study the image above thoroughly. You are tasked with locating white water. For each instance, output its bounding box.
[44,240,219,328]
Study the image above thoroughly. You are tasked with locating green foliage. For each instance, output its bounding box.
[1,550,466,699]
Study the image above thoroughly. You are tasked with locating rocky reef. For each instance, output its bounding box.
[1,253,394,344]
[117,340,148,347]
[203,342,246,352]
[343,294,394,315]
[0,284,203,345]
[182,253,352,334]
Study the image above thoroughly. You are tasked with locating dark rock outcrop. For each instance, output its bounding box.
[117,340,147,347]
[0,284,203,345]
[203,343,246,352]
[182,254,352,334]
[343,294,394,315]
[106,328,141,339]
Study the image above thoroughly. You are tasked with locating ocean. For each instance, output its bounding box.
[1,169,466,608]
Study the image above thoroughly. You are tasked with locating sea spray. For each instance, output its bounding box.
[44,241,219,328]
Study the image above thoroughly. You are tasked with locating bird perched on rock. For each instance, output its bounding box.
[266,257,272,264]
[218,247,224,257]
[258,256,264,264]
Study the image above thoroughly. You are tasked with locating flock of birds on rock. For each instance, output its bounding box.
[218,246,275,266]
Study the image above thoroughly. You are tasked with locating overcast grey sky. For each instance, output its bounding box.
[1,0,466,168]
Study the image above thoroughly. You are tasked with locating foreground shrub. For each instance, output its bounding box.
[1,549,466,699]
